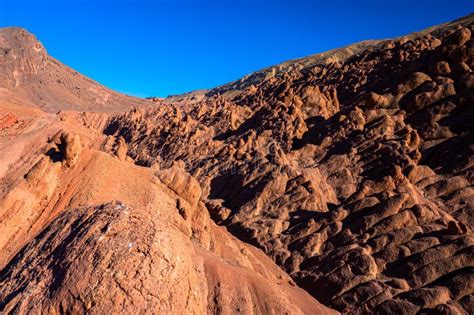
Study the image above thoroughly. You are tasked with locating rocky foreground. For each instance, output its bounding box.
[1,14,473,314]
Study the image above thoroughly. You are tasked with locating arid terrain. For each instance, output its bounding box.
[0,14,473,314]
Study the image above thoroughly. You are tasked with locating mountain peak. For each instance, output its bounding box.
[0,27,48,89]
[0,27,152,112]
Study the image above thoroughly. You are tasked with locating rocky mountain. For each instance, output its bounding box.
[0,27,152,112]
[1,13,473,314]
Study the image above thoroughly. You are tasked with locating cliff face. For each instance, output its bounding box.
[0,14,473,314]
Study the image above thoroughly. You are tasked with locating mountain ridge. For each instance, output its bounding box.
[0,27,153,113]
[0,13,473,314]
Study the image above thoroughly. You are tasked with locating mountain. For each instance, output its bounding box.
[1,14,474,314]
[0,27,151,113]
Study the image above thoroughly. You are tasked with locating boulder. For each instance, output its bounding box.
[156,166,202,209]
[61,132,82,167]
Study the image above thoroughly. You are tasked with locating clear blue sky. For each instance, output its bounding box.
[1,1,473,97]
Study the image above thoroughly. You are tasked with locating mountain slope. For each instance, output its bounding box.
[0,27,152,112]
[0,14,473,314]
[0,28,335,314]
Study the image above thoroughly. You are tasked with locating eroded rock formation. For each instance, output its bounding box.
[106,17,474,313]
[0,14,473,315]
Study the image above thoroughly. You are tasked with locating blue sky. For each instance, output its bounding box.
[1,1,473,97]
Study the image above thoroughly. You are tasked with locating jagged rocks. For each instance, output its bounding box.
[206,199,232,223]
[103,15,474,314]
[300,85,340,118]
[114,136,128,161]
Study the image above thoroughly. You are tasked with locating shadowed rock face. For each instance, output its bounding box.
[0,14,473,315]
[106,16,474,313]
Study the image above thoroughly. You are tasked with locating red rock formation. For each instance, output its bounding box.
[1,13,474,315]
[107,15,474,313]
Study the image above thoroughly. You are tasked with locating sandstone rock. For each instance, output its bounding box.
[396,72,432,95]
[400,82,456,112]
[429,61,452,76]
[445,27,472,46]
[60,132,82,167]
[407,165,436,183]
[206,199,232,223]
[364,92,393,108]
[115,136,128,161]
[157,166,202,209]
